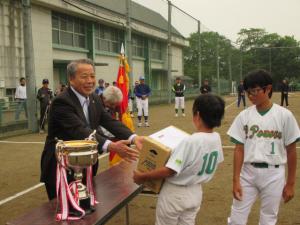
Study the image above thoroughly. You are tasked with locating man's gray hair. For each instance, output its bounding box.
[67,59,95,78]
[102,86,123,104]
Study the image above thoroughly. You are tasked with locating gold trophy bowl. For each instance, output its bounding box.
[56,139,98,214]
[56,140,98,169]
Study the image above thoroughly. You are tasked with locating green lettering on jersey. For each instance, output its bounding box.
[249,125,259,138]
[198,151,218,176]
[175,159,182,165]
[271,142,275,154]
[245,125,282,140]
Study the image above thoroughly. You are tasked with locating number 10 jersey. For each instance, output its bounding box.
[166,132,223,186]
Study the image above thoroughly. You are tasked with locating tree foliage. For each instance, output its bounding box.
[184,31,235,83]
[184,28,300,89]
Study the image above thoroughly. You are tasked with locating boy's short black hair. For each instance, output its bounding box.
[192,94,225,129]
[243,69,273,98]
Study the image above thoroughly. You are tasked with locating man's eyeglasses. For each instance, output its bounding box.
[246,86,267,96]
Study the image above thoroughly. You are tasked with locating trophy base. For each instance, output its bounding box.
[67,197,95,216]
[80,197,95,214]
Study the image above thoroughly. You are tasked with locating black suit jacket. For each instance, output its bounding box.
[40,87,133,185]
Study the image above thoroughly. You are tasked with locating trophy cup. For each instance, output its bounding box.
[55,131,98,217]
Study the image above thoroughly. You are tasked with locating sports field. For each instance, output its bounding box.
[1,92,300,225]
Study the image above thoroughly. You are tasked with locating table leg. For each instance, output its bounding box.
[125,204,129,225]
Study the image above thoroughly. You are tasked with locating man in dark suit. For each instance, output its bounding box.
[40,59,142,200]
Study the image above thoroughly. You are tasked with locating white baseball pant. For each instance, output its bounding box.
[228,163,285,225]
[128,98,133,112]
[156,182,202,225]
[136,98,148,117]
[175,97,185,110]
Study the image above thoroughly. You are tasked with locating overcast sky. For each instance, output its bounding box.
[133,0,300,42]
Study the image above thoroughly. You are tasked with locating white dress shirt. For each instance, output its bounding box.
[15,85,27,99]
[70,86,90,125]
[70,86,136,152]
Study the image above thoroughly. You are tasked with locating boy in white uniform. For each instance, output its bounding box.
[133,94,225,225]
[227,69,300,225]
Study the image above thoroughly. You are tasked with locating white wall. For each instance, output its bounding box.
[31,5,54,89]
[132,60,145,81]
[94,54,120,84]
[52,49,88,61]
[53,68,60,89]
[171,45,183,77]
[0,0,24,89]
[151,61,164,69]
[93,55,145,85]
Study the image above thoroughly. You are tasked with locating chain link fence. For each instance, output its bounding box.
[133,0,241,101]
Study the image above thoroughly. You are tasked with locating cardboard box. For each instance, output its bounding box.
[137,126,190,193]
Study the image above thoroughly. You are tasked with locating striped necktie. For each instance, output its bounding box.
[83,98,90,126]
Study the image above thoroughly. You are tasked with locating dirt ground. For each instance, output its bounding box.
[1,93,300,225]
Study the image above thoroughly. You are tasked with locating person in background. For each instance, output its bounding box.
[128,88,134,118]
[135,76,151,127]
[134,94,225,225]
[14,77,27,120]
[105,82,110,88]
[37,79,53,133]
[95,79,105,96]
[61,84,67,93]
[133,80,139,114]
[99,86,134,166]
[172,77,186,117]
[112,81,117,87]
[54,83,62,97]
[99,86,123,139]
[280,79,289,107]
[54,83,67,97]
[200,79,211,94]
[237,80,246,108]
[100,86,122,120]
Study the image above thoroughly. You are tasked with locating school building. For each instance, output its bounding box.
[0,0,188,101]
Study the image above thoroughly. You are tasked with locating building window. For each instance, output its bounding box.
[132,34,146,58]
[6,88,16,101]
[151,40,163,60]
[52,12,86,48]
[94,24,123,53]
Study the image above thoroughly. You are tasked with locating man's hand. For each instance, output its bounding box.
[133,136,144,150]
[282,183,295,203]
[108,140,139,162]
[233,180,243,201]
[133,170,146,185]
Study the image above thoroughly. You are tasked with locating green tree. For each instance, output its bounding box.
[237,28,300,86]
[184,28,300,92]
[184,31,235,84]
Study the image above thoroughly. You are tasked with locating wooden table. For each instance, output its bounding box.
[6,161,143,225]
